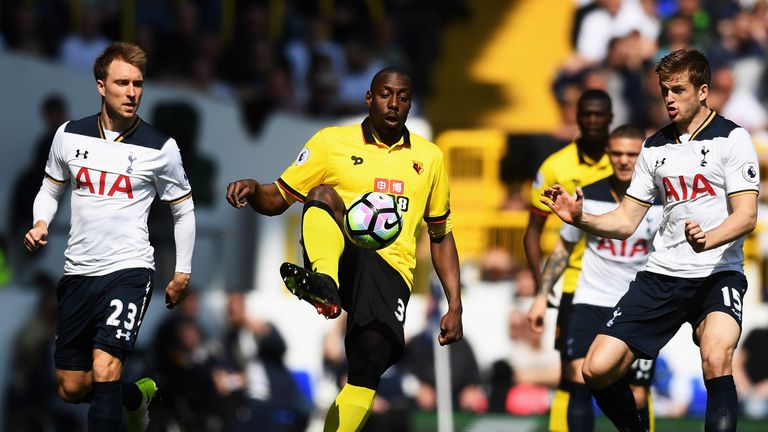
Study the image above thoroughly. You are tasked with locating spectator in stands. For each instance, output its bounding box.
[154,1,199,79]
[212,291,311,432]
[58,4,111,70]
[575,0,659,65]
[151,290,222,431]
[656,14,694,61]
[733,325,768,418]
[708,64,767,134]
[504,308,560,415]
[402,282,487,414]
[10,94,68,282]
[5,273,84,431]
[337,39,387,115]
[284,16,347,111]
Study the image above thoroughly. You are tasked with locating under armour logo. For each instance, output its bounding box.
[127,153,137,174]
[607,307,622,327]
[700,147,709,167]
[76,149,88,159]
[115,329,131,341]
[654,157,666,169]
[351,156,364,166]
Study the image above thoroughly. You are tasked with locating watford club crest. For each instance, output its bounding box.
[412,160,423,174]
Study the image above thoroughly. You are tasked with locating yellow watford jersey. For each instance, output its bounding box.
[530,142,612,294]
[276,119,452,289]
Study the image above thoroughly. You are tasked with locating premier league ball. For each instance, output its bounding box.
[344,192,403,250]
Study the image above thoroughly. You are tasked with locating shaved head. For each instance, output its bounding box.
[370,67,411,92]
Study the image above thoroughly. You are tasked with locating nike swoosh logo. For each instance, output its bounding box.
[384,219,399,230]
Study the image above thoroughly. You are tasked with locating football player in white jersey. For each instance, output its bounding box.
[529,125,662,432]
[541,48,759,432]
[23,42,196,432]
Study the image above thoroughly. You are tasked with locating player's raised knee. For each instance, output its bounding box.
[306,185,345,216]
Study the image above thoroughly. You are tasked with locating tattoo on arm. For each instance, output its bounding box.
[539,247,569,296]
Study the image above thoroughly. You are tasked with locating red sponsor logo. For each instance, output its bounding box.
[597,238,649,257]
[662,174,716,202]
[75,167,134,198]
[373,178,405,195]
[390,180,404,195]
[374,178,389,193]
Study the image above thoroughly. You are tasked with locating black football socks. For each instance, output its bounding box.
[590,379,645,432]
[88,380,122,431]
[704,375,738,432]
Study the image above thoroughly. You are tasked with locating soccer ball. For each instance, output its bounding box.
[344,192,403,250]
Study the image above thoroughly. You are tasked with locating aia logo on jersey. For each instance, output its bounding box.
[597,238,649,257]
[75,167,133,198]
[662,174,715,202]
[374,178,405,195]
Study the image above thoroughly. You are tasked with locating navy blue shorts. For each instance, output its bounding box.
[566,304,656,386]
[599,270,746,359]
[554,292,575,355]
[55,268,154,371]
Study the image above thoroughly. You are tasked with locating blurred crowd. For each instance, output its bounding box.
[0,0,467,134]
[4,0,768,431]
[556,0,768,141]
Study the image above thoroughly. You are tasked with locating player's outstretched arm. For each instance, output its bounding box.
[430,232,463,346]
[528,237,574,333]
[226,179,289,216]
[540,184,584,224]
[685,193,758,253]
[541,184,649,240]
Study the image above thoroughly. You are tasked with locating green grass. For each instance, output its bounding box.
[410,412,765,432]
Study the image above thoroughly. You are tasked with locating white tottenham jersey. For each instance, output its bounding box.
[625,111,759,278]
[562,178,662,307]
[45,114,192,276]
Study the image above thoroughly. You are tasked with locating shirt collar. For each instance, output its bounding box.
[361,117,411,147]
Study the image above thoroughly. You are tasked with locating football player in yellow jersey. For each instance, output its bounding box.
[226,67,463,432]
[524,89,613,432]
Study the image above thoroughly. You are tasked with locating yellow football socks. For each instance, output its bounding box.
[302,206,344,286]
[549,388,570,432]
[323,384,375,432]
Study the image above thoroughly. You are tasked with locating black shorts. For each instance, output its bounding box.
[554,292,575,354]
[337,245,411,363]
[599,270,747,359]
[55,268,154,371]
[566,304,656,386]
